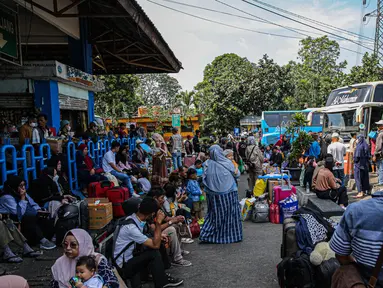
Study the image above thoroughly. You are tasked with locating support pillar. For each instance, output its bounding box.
[34,80,60,133]
[88,91,94,123]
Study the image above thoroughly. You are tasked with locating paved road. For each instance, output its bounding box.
[3,174,281,288]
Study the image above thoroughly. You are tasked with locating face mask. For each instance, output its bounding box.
[139,221,146,228]
[68,126,71,131]
[30,122,37,128]
[53,175,59,182]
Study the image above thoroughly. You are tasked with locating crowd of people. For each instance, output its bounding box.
[3,115,383,287]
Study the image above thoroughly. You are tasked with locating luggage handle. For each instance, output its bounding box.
[278,170,291,189]
[100,180,112,188]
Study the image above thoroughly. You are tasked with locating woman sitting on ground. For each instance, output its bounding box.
[76,143,106,193]
[47,157,71,196]
[51,229,118,288]
[0,213,41,263]
[0,176,56,250]
[312,156,348,208]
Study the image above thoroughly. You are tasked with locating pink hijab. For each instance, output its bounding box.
[51,229,101,288]
[0,275,28,288]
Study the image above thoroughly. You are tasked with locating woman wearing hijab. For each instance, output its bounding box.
[151,133,169,187]
[0,176,56,249]
[200,145,242,244]
[76,143,106,192]
[354,135,371,198]
[0,275,29,288]
[51,229,118,288]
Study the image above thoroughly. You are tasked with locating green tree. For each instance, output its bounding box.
[345,52,382,84]
[285,36,347,109]
[141,106,171,133]
[137,74,182,109]
[175,90,197,129]
[94,75,142,121]
[194,53,257,133]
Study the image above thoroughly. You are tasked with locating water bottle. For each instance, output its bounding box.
[306,182,310,194]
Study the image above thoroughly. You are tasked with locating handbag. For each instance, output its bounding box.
[189,218,201,238]
[332,244,383,288]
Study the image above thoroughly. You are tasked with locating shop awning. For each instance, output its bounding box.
[14,0,182,74]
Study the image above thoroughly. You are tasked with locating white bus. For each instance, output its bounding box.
[318,81,383,143]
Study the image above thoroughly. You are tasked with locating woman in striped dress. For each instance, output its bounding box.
[199,145,243,244]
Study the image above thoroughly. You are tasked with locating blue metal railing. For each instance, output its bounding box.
[0,137,139,190]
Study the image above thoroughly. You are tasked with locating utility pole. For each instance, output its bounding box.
[375,0,383,67]
[364,0,383,67]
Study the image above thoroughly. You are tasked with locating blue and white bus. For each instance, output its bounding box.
[260,109,322,146]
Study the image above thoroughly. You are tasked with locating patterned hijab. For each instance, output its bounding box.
[152,133,168,153]
[203,145,236,193]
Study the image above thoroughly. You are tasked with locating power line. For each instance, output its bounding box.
[146,0,302,39]
[145,0,365,55]
[249,0,375,42]
[241,0,374,51]
[156,0,324,37]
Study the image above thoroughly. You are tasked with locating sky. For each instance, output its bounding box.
[137,0,377,91]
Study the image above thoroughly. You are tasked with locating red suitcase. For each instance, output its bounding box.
[107,187,130,218]
[88,181,114,198]
[272,170,296,204]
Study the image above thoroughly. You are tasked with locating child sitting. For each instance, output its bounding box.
[193,160,203,178]
[73,255,104,288]
[186,168,203,220]
[137,168,151,194]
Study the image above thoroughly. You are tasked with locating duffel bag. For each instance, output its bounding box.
[251,202,269,223]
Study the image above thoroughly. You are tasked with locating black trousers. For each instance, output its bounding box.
[315,186,348,206]
[20,215,55,245]
[124,250,168,288]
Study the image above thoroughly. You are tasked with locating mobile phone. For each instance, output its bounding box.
[69,277,78,287]
[37,211,50,219]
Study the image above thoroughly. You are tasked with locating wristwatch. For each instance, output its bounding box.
[168,221,173,226]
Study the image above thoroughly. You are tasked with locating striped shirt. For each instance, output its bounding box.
[330,191,383,283]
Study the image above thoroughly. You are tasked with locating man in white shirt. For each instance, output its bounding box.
[113,197,184,288]
[327,132,347,185]
[169,127,183,171]
[102,141,138,197]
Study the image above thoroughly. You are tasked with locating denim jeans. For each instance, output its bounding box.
[172,152,182,171]
[333,169,345,186]
[377,160,383,185]
[111,170,134,195]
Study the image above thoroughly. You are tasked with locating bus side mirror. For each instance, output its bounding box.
[356,108,363,123]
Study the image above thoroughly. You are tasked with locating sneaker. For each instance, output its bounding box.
[40,240,56,250]
[132,192,141,198]
[163,274,184,287]
[181,238,194,244]
[172,259,192,267]
[181,250,190,256]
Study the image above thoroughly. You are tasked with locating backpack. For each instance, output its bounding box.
[315,258,340,288]
[277,251,315,288]
[55,201,88,245]
[251,202,269,223]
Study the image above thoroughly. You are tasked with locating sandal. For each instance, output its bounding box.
[4,255,23,263]
[23,251,42,258]
[353,193,364,199]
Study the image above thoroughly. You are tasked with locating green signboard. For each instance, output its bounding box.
[172,114,181,127]
[0,8,17,59]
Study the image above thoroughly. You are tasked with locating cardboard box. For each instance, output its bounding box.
[268,180,279,201]
[88,198,113,230]
[46,138,63,154]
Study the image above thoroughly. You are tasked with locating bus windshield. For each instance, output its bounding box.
[326,85,372,106]
[323,110,359,132]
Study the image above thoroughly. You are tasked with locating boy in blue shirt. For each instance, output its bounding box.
[186,168,203,220]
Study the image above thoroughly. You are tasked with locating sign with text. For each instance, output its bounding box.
[234,127,240,136]
[0,4,19,65]
[172,114,181,127]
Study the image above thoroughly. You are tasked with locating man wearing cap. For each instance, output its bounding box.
[84,121,98,143]
[58,120,70,139]
[169,127,183,171]
[373,120,383,185]
[132,139,147,168]
[327,132,347,185]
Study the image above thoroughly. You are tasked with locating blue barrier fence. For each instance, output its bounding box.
[0,136,138,191]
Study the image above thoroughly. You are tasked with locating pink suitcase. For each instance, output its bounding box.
[272,170,296,204]
[184,156,196,168]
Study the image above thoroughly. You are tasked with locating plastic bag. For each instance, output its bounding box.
[253,179,267,197]
[369,131,378,139]
[240,197,256,221]
[189,218,201,238]
[238,158,245,173]
[279,194,298,223]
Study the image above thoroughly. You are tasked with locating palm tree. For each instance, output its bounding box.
[175,90,196,130]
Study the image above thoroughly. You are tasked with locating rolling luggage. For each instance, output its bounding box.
[88,180,114,198]
[107,187,130,218]
[184,155,196,168]
[280,218,298,258]
[273,170,296,204]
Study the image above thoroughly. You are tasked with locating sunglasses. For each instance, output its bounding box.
[62,242,78,249]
